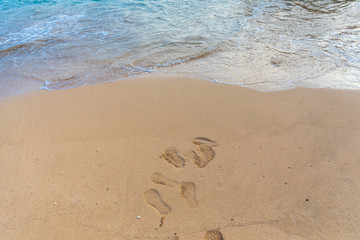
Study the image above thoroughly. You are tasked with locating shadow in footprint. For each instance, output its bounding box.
[143,189,171,215]
[180,182,198,208]
[161,147,185,168]
[204,229,224,240]
[184,137,217,168]
[151,172,178,187]
[199,145,215,162]
[192,137,218,147]
[185,148,214,168]
[168,236,179,240]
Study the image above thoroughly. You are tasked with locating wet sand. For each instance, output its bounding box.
[0,73,359,239]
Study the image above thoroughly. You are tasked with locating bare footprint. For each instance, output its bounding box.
[179,182,198,208]
[185,137,217,168]
[185,149,213,168]
[161,147,185,168]
[199,144,215,161]
[151,172,178,187]
[192,137,218,147]
[143,189,171,215]
[168,236,179,240]
[204,229,224,240]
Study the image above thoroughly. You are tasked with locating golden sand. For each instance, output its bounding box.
[0,73,359,239]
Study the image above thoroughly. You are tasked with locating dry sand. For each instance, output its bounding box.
[0,73,359,240]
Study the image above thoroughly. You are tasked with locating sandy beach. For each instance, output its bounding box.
[0,73,359,240]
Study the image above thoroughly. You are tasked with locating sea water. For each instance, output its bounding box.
[0,0,359,98]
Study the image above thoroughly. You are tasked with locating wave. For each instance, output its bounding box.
[0,0,360,98]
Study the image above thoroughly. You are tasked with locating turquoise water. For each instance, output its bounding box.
[1,0,359,98]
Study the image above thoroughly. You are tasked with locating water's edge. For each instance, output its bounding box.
[1,0,359,98]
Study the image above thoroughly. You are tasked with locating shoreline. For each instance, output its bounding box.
[3,71,360,101]
[1,74,360,239]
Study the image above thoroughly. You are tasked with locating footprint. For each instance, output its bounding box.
[192,137,218,147]
[143,189,171,215]
[151,172,178,187]
[179,182,198,208]
[146,138,216,215]
[168,236,179,240]
[161,147,185,168]
[185,149,213,168]
[185,138,217,168]
[199,144,215,162]
[185,150,203,168]
[204,229,224,240]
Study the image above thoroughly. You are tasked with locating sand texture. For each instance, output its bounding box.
[0,73,360,239]
[204,229,224,240]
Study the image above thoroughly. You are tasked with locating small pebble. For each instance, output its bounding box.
[137,216,141,219]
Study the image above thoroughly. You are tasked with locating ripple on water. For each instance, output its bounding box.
[0,0,359,98]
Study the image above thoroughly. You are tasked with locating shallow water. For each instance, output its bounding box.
[0,0,359,98]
